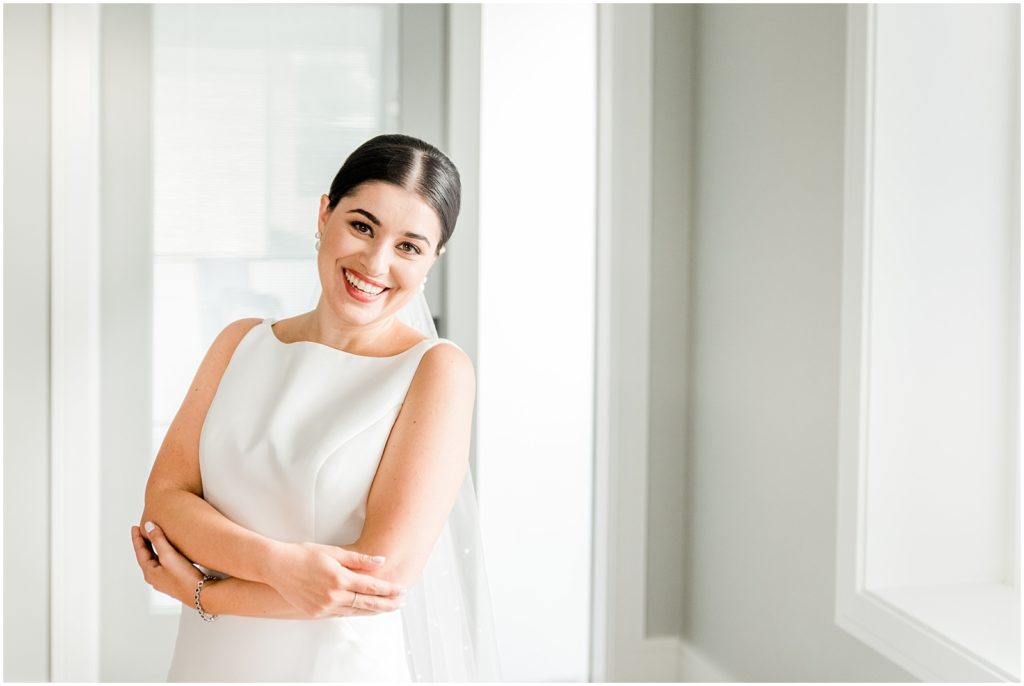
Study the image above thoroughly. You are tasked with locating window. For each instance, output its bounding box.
[836,5,1020,681]
[148,3,399,612]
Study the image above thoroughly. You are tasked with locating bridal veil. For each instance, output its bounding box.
[394,289,502,681]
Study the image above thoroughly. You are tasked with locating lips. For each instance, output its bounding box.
[344,268,388,289]
[342,268,390,302]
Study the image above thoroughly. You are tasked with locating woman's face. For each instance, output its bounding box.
[316,180,443,329]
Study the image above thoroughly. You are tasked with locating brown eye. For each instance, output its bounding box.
[399,242,422,255]
[351,221,372,234]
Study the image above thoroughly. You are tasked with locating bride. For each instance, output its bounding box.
[130,134,500,681]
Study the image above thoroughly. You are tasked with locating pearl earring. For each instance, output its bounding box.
[314,230,321,251]
[420,277,428,292]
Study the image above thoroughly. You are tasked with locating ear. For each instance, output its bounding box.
[318,194,332,232]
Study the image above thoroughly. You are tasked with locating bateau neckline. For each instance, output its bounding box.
[265,318,433,360]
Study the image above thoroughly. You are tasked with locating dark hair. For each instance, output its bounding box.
[326,134,461,256]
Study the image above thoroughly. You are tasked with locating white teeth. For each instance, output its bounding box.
[344,269,385,295]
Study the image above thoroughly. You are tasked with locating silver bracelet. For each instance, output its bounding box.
[194,575,218,622]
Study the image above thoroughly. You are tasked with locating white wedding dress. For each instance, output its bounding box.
[166,317,462,682]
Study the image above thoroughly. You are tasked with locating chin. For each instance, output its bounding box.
[334,291,400,324]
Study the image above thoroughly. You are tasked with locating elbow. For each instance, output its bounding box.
[141,480,168,520]
[344,541,422,590]
[140,484,160,527]
[139,480,190,530]
[139,493,164,533]
[376,563,419,591]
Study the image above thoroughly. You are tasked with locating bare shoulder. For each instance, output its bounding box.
[203,317,263,361]
[219,317,264,344]
[418,342,474,385]
[145,317,264,497]
[403,344,475,413]
[184,317,264,413]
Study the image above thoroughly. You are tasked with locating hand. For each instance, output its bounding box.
[264,541,407,619]
[131,522,204,606]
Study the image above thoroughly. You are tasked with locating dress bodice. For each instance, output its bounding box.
[166,317,460,682]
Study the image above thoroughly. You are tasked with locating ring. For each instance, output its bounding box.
[351,592,359,608]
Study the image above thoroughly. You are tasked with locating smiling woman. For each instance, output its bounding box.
[135,134,500,681]
[308,180,448,340]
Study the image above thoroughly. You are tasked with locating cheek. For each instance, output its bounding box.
[391,263,429,287]
[413,267,434,288]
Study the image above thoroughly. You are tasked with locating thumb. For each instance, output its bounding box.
[143,521,165,557]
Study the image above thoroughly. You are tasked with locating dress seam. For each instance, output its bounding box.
[311,403,404,542]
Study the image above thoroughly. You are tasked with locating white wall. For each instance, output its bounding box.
[678,5,917,680]
[3,4,52,681]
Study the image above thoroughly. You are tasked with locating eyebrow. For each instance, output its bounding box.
[348,208,433,248]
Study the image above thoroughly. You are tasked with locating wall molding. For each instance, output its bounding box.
[592,4,678,681]
[49,3,102,681]
[443,3,481,472]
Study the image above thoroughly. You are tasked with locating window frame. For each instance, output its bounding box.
[834,6,1020,682]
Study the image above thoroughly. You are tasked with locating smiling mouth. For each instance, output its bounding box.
[343,268,390,297]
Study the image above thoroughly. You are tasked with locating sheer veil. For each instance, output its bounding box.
[394,290,502,681]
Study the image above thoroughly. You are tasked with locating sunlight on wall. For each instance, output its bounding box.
[477,4,597,681]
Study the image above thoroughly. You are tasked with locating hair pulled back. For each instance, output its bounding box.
[326,134,461,256]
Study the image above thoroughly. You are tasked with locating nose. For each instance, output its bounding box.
[359,241,390,279]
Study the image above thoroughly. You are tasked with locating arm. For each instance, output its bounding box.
[140,317,276,583]
[335,342,476,589]
[131,524,402,619]
[139,318,402,616]
[200,577,319,619]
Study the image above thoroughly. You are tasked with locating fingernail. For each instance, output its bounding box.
[144,521,155,533]
[371,555,385,564]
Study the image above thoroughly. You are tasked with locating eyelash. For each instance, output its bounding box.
[350,221,422,255]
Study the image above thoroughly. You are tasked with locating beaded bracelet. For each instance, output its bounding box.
[194,575,218,622]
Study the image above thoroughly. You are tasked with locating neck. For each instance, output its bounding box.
[304,299,401,354]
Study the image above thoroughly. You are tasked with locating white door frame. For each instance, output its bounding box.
[444,4,680,680]
[49,4,102,681]
[591,4,680,681]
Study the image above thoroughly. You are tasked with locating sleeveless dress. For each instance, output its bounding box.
[166,317,460,682]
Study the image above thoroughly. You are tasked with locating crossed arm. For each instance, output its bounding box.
[135,318,475,619]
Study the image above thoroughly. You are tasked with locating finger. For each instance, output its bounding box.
[142,522,166,557]
[134,524,156,554]
[351,590,404,614]
[144,522,198,574]
[131,526,160,571]
[345,569,407,598]
[330,547,386,571]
